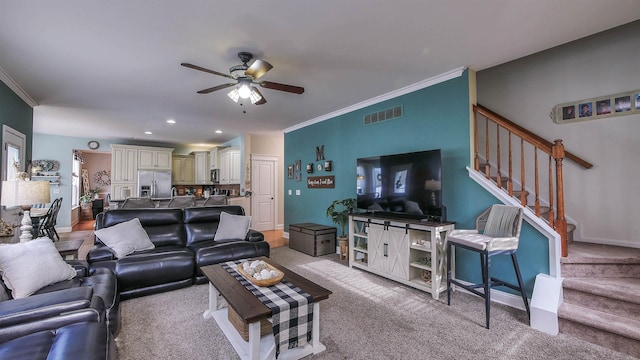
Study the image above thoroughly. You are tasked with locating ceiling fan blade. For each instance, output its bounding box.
[181,62,234,79]
[197,83,235,94]
[259,81,305,94]
[245,59,273,80]
[252,87,266,105]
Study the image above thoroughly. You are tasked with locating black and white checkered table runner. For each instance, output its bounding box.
[222,260,313,357]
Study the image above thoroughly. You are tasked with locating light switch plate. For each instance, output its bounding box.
[295,189,301,195]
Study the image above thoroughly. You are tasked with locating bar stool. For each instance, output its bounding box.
[446,204,530,329]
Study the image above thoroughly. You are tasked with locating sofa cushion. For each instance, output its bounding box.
[214,212,251,242]
[0,239,77,299]
[94,218,155,258]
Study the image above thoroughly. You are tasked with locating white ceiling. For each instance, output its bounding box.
[1,1,639,147]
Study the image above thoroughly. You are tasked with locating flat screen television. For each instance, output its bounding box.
[356,149,443,221]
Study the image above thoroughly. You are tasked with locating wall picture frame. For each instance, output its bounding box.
[287,165,294,179]
[552,89,640,124]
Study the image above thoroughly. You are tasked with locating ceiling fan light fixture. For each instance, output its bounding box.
[249,87,262,104]
[227,88,240,102]
[238,84,251,99]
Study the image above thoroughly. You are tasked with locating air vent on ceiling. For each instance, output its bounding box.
[364,106,403,125]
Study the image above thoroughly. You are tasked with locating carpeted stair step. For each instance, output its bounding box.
[561,243,640,278]
[562,277,640,322]
[558,302,640,358]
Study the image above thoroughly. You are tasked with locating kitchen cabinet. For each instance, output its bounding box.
[138,147,173,170]
[209,147,219,169]
[194,151,211,184]
[171,155,195,184]
[219,147,241,184]
[111,145,138,182]
[111,145,138,200]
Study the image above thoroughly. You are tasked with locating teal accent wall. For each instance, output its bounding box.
[284,70,547,296]
[0,82,33,164]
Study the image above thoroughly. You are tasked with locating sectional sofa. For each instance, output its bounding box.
[0,205,269,359]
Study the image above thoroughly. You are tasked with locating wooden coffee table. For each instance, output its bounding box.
[201,257,332,360]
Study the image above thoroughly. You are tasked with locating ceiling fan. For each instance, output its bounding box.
[181,52,304,105]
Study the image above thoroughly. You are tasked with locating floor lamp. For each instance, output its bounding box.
[1,180,51,242]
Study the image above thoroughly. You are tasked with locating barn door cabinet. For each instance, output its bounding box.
[349,214,455,299]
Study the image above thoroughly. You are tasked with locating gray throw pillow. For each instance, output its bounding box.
[94,218,155,258]
[214,211,251,241]
[0,238,77,298]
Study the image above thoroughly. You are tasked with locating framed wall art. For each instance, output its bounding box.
[552,89,640,124]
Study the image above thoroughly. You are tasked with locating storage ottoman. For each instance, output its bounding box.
[289,223,336,256]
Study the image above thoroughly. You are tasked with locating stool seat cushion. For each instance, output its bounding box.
[448,230,519,252]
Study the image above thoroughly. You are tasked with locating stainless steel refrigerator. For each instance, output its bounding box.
[137,170,172,199]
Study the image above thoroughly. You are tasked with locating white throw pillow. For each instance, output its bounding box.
[0,238,77,299]
[214,211,251,241]
[94,218,155,258]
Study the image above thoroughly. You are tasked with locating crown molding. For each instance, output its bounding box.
[0,65,38,108]
[284,66,466,133]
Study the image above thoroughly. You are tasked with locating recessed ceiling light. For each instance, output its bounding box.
[215,130,222,134]
[166,119,176,124]
[144,131,153,135]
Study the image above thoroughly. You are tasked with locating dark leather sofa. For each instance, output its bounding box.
[0,264,118,359]
[87,205,270,300]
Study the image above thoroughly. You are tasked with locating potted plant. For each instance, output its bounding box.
[326,198,356,240]
[80,188,100,205]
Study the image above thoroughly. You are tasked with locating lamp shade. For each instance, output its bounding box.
[1,180,51,207]
[424,180,441,191]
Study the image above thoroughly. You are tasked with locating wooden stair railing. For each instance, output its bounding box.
[473,104,592,257]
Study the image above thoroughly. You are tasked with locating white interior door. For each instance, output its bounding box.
[251,155,277,231]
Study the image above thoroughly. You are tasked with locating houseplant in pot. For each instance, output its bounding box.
[326,198,356,259]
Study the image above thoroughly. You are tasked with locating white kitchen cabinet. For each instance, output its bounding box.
[172,155,195,184]
[219,147,241,184]
[209,147,219,169]
[194,151,211,184]
[138,147,173,170]
[111,145,138,183]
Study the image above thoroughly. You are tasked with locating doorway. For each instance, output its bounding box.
[251,155,277,231]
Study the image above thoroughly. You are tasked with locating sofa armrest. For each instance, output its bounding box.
[0,306,103,343]
[246,229,264,243]
[0,287,94,327]
[86,246,116,263]
[66,260,89,278]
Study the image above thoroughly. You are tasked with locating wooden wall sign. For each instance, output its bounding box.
[307,175,335,188]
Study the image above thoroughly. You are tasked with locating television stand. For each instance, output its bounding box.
[348,214,455,299]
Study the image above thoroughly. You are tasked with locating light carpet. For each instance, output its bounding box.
[116,247,635,359]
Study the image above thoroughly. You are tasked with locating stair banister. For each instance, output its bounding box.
[473,104,592,257]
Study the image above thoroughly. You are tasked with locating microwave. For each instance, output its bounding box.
[210,169,219,183]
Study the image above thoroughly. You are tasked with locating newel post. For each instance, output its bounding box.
[552,139,568,257]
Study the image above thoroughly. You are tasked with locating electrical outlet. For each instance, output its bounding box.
[295,189,301,195]
[288,189,292,195]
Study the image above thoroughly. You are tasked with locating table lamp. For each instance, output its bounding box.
[1,179,51,242]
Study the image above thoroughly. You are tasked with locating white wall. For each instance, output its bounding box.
[477,21,640,248]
